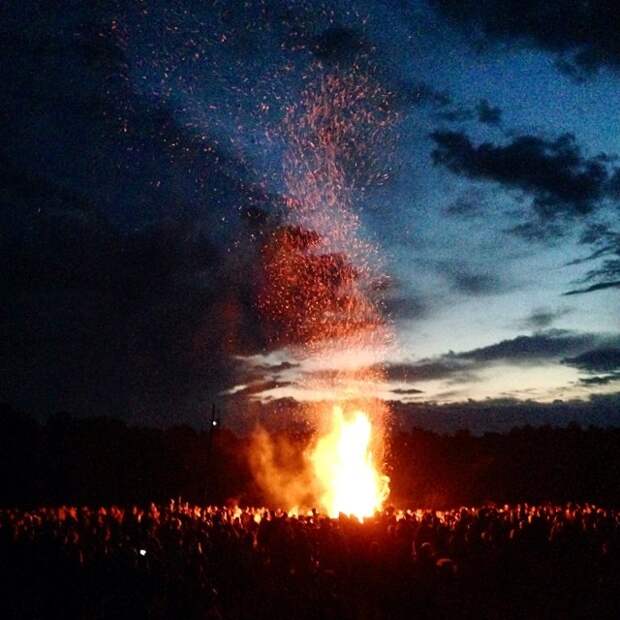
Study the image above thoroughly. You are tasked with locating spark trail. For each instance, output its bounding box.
[258,63,398,518]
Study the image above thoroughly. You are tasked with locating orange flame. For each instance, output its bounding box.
[310,405,389,518]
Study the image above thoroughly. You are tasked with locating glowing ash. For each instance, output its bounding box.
[253,60,398,517]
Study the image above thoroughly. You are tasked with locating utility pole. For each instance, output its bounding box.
[205,403,221,505]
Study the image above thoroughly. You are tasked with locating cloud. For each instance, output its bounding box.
[268,330,620,410]
[383,358,477,384]
[563,348,620,373]
[425,258,509,297]
[223,380,293,399]
[476,99,502,125]
[431,131,614,221]
[579,375,620,386]
[508,221,568,242]
[433,100,503,127]
[400,81,452,108]
[435,107,475,123]
[577,260,620,283]
[381,331,620,387]
[563,348,620,386]
[451,270,505,296]
[311,26,373,62]
[0,11,316,425]
[382,294,429,321]
[563,280,620,296]
[444,187,490,218]
[458,330,608,363]
[563,225,620,294]
[405,256,509,300]
[576,223,618,247]
[608,169,620,197]
[0,157,284,425]
[398,82,501,129]
[446,197,482,218]
[518,307,571,330]
[431,1,620,78]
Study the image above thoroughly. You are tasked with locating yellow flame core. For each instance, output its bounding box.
[310,405,389,519]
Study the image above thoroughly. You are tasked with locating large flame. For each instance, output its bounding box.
[310,405,389,518]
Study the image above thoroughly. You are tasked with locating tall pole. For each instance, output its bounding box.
[205,403,220,504]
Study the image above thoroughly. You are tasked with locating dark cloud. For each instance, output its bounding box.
[383,331,619,388]
[579,375,620,386]
[476,99,502,125]
[0,4,312,425]
[518,307,571,330]
[451,270,504,296]
[578,223,619,247]
[431,131,614,221]
[563,280,620,296]
[398,82,501,130]
[572,249,620,289]
[432,1,620,78]
[383,358,476,384]
[563,348,620,387]
[564,228,620,293]
[507,221,567,242]
[577,259,620,283]
[400,81,452,108]
[425,258,508,297]
[382,294,429,321]
[434,99,502,126]
[446,197,481,218]
[458,330,605,364]
[563,349,620,374]
[0,157,282,425]
[311,26,373,62]
[411,257,508,299]
[564,225,620,295]
[568,227,620,265]
[379,330,615,388]
[289,331,620,409]
[445,188,489,218]
[608,169,620,197]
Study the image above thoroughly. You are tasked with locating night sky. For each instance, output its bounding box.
[2,1,619,431]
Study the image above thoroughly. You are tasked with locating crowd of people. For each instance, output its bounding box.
[1,501,619,619]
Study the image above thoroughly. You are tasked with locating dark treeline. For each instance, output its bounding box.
[2,403,620,509]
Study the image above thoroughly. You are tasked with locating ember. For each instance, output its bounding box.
[255,61,397,516]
